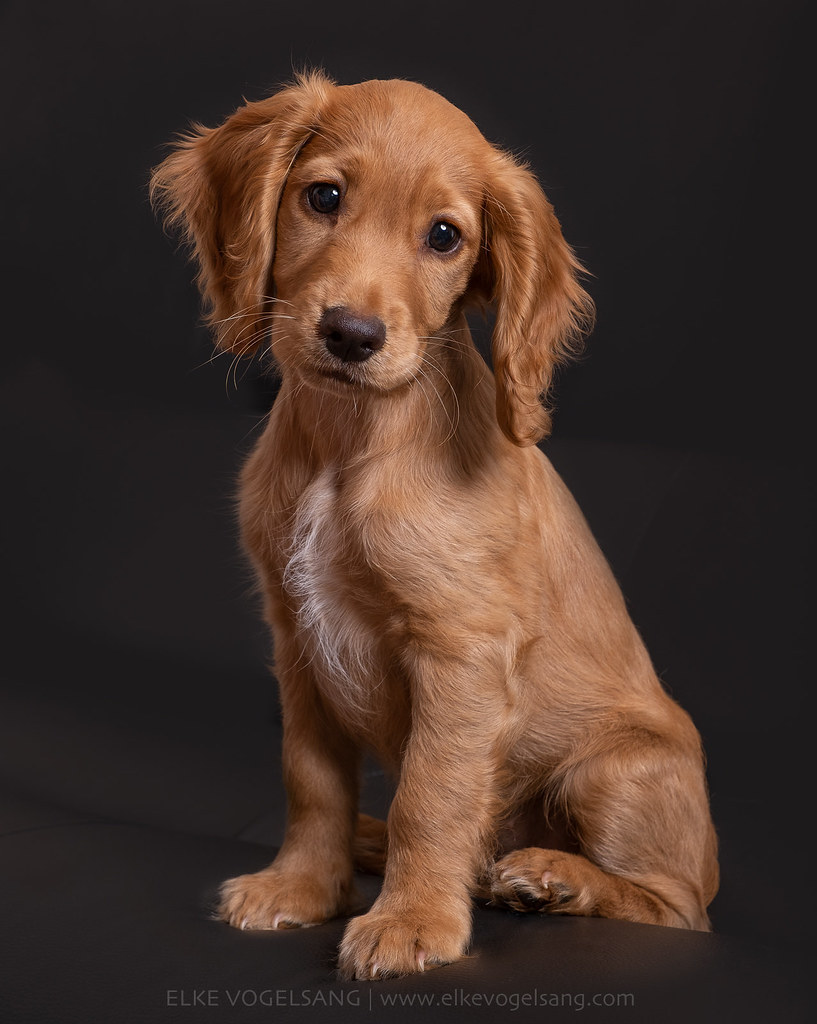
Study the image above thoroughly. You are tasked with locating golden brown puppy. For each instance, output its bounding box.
[152,71,718,980]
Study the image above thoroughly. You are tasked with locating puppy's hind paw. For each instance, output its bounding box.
[488,848,596,916]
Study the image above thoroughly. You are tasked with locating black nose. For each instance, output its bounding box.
[318,306,386,363]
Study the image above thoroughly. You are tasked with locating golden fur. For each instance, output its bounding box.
[151,72,718,980]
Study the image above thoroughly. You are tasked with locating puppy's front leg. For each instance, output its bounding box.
[218,629,359,930]
[338,651,500,979]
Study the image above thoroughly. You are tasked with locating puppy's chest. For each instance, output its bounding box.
[281,467,393,703]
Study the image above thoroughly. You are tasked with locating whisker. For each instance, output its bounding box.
[416,355,460,445]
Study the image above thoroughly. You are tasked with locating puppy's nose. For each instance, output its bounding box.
[318,306,386,363]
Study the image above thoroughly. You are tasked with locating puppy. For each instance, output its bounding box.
[152,72,718,980]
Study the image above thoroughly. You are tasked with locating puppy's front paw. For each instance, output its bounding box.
[337,907,469,980]
[218,869,348,931]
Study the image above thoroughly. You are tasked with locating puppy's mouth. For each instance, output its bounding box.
[299,348,382,391]
[305,350,419,396]
[316,362,367,386]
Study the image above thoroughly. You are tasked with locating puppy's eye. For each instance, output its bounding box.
[307,182,341,214]
[427,221,460,253]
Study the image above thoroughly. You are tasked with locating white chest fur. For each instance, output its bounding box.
[281,467,380,709]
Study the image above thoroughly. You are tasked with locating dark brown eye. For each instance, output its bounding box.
[427,221,460,252]
[307,182,341,214]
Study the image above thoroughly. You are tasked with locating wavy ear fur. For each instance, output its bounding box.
[150,71,333,353]
[474,151,595,446]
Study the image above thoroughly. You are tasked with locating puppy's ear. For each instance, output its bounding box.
[150,71,332,353]
[473,151,595,446]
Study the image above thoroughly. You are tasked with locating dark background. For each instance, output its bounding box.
[0,0,812,1018]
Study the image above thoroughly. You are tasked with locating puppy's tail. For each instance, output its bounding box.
[354,813,387,875]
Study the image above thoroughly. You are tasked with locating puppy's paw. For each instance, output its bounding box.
[337,907,469,980]
[217,869,348,931]
[488,848,597,916]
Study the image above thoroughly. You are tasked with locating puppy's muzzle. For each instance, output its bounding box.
[319,306,386,363]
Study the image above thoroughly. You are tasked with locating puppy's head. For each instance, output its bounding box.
[152,72,593,445]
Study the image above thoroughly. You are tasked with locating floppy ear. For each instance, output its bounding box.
[474,151,595,446]
[150,71,332,353]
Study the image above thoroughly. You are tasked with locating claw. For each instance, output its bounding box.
[416,949,426,972]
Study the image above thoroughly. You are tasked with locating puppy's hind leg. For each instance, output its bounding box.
[489,727,718,930]
[354,813,387,874]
